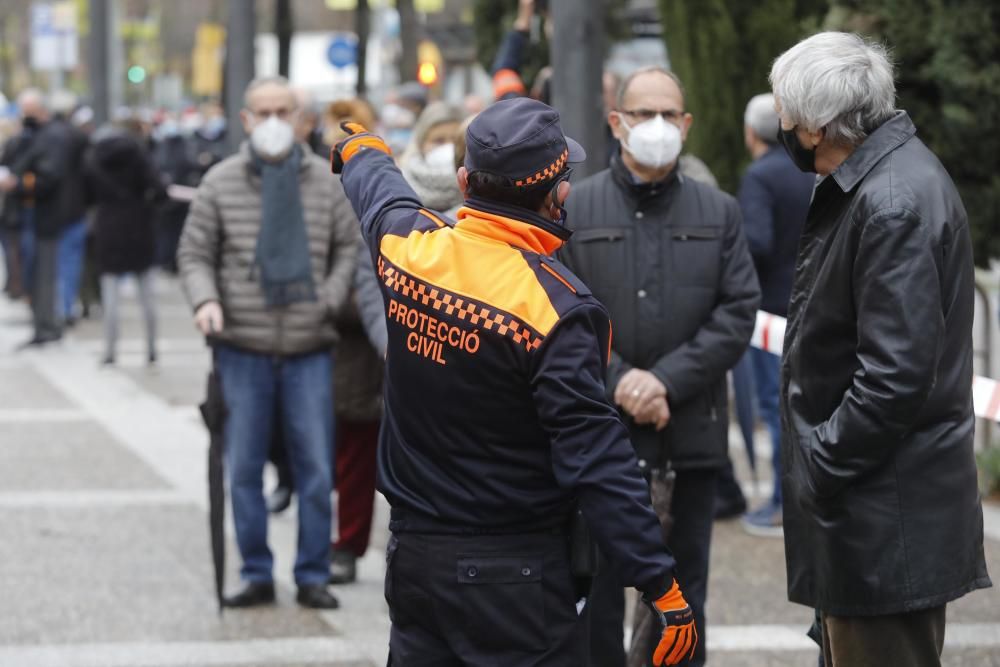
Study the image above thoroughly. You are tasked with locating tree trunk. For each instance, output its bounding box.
[276,0,293,79]
[550,0,606,178]
[224,0,256,153]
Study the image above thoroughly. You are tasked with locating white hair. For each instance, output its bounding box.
[49,90,78,116]
[770,32,895,146]
[744,93,779,144]
[16,87,47,110]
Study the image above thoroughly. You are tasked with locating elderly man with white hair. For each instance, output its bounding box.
[772,31,991,666]
[0,88,71,346]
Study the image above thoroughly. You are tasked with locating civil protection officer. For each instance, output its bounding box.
[331,97,697,665]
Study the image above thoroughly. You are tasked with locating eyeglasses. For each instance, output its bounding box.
[619,108,686,123]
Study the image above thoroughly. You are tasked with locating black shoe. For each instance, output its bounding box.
[296,583,340,609]
[328,550,357,585]
[267,485,293,514]
[222,581,275,608]
[16,334,61,350]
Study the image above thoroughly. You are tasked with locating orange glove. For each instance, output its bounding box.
[647,579,697,665]
[330,122,391,174]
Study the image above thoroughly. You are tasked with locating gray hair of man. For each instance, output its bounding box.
[615,66,687,109]
[16,87,47,110]
[243,75,297,109]
[744,93,780,144]
[769,32,895,146]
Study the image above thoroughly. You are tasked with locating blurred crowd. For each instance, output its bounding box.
[0,0,791,646]
[5,2,985,664]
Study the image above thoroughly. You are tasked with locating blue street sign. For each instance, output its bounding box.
[327,35,358,69]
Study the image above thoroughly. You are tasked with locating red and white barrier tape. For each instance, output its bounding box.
[751,310,1000,422]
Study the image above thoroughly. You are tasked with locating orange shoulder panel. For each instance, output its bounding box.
[379,228,561,336]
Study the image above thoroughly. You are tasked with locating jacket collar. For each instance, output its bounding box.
[831,111,916,193]
[609,148,681,199]
[456,196,570,256]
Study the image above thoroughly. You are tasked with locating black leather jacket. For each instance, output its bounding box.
[561,153,760,470]
[781,111,991,615]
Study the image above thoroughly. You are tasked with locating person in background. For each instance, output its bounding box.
[462,94,486,117]
[83,118,165,366]
[603,70,622,164]
[0,89,70,347]
[329,243,387,585]
[772,32,991,666]
[152,113,200,274]
[191,102,228,177]
[444,114,477,219]
[324,99,377,155]
[49,91,91,326]
[178,76,358,610]
[737,92,814,537]
[258,95,383,516]
[0,115,28,300]
[490,0,535,101]
[561,67,760,666]
[293,88,328,158]
[399,102,465,214]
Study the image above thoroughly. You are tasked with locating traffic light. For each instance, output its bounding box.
[127,66,146,84]
[417,40,443,88]
[417,62,438,86]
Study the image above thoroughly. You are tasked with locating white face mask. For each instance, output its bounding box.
[620,115,683,169]
[250,115,295,160]
[424,143,455,169]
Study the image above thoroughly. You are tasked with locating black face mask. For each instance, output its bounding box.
[778,125,817,173]
[22,116,40,130]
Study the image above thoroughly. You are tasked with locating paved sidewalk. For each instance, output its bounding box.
[0,273,997,667]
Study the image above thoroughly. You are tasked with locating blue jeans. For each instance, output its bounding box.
[58,217,87,319]
[750,347,782,504]
[215,344,334,586]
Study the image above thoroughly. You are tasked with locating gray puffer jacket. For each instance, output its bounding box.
[178,143,360,355]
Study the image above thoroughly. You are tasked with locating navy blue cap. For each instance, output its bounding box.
[464,97,586,188]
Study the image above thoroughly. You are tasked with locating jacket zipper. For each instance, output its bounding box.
[709,392,718,422]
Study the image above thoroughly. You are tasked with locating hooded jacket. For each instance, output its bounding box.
[84,129,165,274]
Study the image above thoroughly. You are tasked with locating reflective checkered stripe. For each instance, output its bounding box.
[378,255,544,352]
[515,149,569,187]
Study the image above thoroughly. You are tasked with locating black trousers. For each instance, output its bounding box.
[587,468,718,666]
[32,236,62,340]
[386,530,588,666]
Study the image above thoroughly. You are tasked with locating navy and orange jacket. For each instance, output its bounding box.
[340,148,675,596]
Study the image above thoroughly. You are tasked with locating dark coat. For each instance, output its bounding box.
[4,120,69,238]
[333,242,387,422]
[51,117,90,227]
[780,111,991,616]
[737,146,814,316]
[84,130,165,275]
[561,153,760,470]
